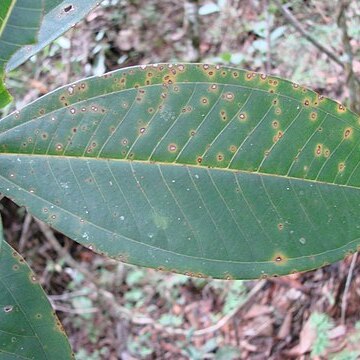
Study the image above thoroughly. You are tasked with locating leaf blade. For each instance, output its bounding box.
[0,227,73,358]
[0,64,359,279]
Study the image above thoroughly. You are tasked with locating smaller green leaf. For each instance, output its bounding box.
[0,228,73,359]
[0,0,14,36]
[0,0,43,108]
[0,0,16,108]
[6,0,103,72]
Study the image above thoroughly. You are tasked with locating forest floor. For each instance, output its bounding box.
[2,0,360,359]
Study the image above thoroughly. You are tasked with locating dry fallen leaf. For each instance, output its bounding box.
[287,317,316,356]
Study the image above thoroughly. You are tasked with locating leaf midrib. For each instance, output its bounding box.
[1,152,360,192]
[0,167,358,265]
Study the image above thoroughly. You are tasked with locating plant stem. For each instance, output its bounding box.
[337,0,360,113]
[273,0,343,68]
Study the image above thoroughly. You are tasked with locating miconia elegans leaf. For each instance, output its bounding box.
[0,225,73,359]
[0,64,359,279]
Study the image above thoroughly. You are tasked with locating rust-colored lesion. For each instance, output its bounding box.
[343,127,353,140]
[338,162,345,172]
[223,272,234,280]
[272,120,279,129]
[337,103,347,113]
[29,273,38,283]
[273,131,283,143]
[315,144,323,157]
[272,252,288,266]
[303,98,311,107]
[162,66,180,86]
[116,253,130,263]
[310,112,318,121]
[238,112,247,121]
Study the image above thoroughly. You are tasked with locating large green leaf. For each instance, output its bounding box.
[0,221,73,359]
[0,0,43,108]
[0,64,359,279]
[6,0,103,72]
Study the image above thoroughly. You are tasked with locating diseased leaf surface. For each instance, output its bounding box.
[0,64,359,279]
[0,0,43,108]
[6,0,103,72]
[0,223,73,359]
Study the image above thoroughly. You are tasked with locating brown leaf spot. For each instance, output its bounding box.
[63,5,74,13]
[315,144,322,157]
[239,113,247,121]
[272,120,279,129]
[344,127,353,139]
[201,97,209,105]
[310,112,317,121]
[338,104,346,112]
[168,144,177,152]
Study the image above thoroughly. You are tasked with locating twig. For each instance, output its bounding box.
[183,0,201,62]
[52,304,99,315]
[265,0,272,73]
[273,0,344,68]
[337,0,360,113]
[49,290,91,301]
[64,28,75,84]
[34,218,97,283]
[18,213,32,252]
[341,252,358,324]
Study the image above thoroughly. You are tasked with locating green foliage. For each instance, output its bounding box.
[128,333,153,358]
[184,338,218,360]
[331,321,360,359]
[158,313,184,327]
[0,0,43,108]
[215,346,241,360]
[0,223,73,359]
[332,351,360,360]
[310,318,360,360]
[222,281,246,314]
[76,347,109,360]
[309,312,333,357]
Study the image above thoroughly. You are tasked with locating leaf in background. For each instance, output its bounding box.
[0,214,3,251]
[6,0,103,73]
[0,0,43,108]
[199,3,220,16]
[0,227,73,358]
[0,64,359,279]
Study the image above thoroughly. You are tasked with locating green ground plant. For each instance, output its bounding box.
[0,1,359,358]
